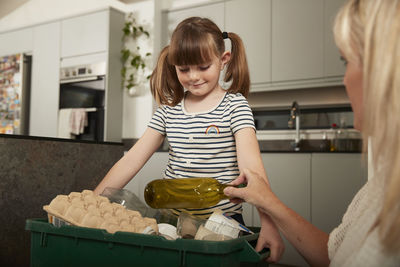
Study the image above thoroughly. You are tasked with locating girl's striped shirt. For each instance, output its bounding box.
[148,92,255,219]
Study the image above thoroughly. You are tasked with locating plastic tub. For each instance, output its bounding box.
[26,218,269,267]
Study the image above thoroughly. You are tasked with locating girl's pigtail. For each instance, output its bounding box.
[224,32,250,98]
[150,46,184,106]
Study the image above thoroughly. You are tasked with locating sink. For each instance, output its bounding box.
[256,129,362,152]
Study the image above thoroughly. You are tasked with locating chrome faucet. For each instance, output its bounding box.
[288,101,301,151]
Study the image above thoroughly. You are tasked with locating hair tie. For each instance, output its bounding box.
[222,31,229,39]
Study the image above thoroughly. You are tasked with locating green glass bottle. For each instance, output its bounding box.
[144,178,229,209]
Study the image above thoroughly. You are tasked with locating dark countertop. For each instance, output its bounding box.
[0,133,123,146]
[122,138,362,153]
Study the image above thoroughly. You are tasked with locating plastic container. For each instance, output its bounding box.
[26,218,269,267]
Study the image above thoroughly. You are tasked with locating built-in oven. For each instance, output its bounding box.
[59,62,106,141]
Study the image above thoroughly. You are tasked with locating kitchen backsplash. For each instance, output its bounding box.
[253,107,353,131]
[248,85,350,109]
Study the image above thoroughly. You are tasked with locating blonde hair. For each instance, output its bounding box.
[150,17,250,106]
[334,0,400,253]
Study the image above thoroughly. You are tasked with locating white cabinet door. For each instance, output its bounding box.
[124,152,169,204]
[324,0,346,77]
[0,28,33,57]
[272,0,323,82]
[104,9,124,142]
[225,0,271,86]
[257,153,311,267]
[311,153,367,233]
[30,22,60,138]
[61,10,108,58]
[162,2,225,46]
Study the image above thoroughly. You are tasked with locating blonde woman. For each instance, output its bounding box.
[224,0,400,266]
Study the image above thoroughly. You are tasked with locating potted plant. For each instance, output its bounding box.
[121,13,151,95]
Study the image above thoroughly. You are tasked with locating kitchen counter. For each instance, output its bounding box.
[123,137,362,153]
[0,134,124,266]
[0,133,123,146]
[258,139,362,153]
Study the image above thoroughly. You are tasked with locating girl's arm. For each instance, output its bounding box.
[234,127,284,263]
[94,127,165,194]
[225,168,330,267]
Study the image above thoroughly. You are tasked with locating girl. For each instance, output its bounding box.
[224,0,400,266]
[95,17,283,262]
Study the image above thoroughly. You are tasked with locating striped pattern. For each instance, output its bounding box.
[148,93,255,218]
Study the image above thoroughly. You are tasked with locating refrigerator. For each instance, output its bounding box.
[0,53,31,135]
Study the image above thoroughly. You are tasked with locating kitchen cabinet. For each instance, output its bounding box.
[225,0,271,86]
[0,25,60,138]
[242,152,367,267]
[161,0,345,92]
[253,153,311,267]
[311,153,367,233]
[272,0,323,82]
[60,10,109,58]
[58,8,125,142]
[124,152,169,204]
[163,0,273,89]
[0,28,33,57]
[30,22,61,137]
[270,0,345,89]
[104,9,125,142]
[162,2,224,46]
[0,8,123,140]
[324,0,347,77]
[60,8,124,142]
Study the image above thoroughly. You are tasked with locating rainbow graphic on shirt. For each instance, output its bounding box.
[205,125,220,135]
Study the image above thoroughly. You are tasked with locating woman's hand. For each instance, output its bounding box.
[225,168,330,266]
[224,168,279,214]
[257,212,285,263]
[224,169,285,262]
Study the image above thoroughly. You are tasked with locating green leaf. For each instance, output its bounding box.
[122,22,132,35]
[131,55,141,68]
[121,49,131,61]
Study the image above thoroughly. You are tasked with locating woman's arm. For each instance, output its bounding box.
[234,128,284,263]
[225,168,330,267]
[94,127,165,194]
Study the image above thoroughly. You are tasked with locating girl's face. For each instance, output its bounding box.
[342,56,363,131]
[175,52,230,97]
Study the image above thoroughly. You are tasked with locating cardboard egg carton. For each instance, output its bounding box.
[43,189,158,234]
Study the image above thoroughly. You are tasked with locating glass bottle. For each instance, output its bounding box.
[144,178,229,209]
[329,123,338,152]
